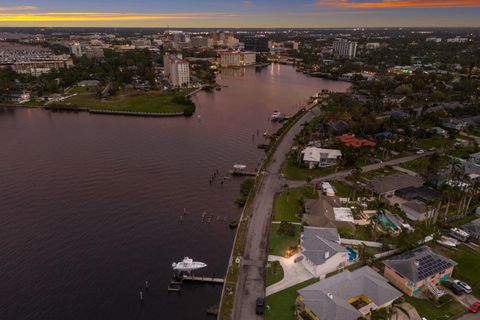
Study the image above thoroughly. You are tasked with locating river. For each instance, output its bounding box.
[0,64,349,320]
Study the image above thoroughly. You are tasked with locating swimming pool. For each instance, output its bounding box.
[346,247,357,261]
[379,214,398,230]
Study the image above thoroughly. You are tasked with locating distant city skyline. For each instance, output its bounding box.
[0,0,479,28]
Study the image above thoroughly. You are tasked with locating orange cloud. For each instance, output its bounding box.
[316,0,480,9]
[0,12,237,22]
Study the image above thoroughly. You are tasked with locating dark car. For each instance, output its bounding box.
[256,297,265,315]
[448,281,464,295]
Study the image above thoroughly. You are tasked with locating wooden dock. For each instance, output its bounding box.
[167,275,225,292]
[228,170,257,177]
[182,275,225,284]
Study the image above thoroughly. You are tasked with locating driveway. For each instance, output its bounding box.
[395,302,422,320]
[266,254,313,296]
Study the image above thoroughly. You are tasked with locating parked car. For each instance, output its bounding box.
[468,301,480,313]
[454,280,473,294]
[256,297,264,315]
[416,149,425,154]
[447,281,464,295]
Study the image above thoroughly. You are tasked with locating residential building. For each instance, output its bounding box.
[70,42,83,57]
[301,147,342,169]
[0,91,30,103]
[462,218,480,243]
[300,227,348,278]
[244,35,269,52]
[297,266,402,320]
[426,37,442,43]
[132,39,151,49]
[384,246,456,296]
[395,186,440,203]
[366,42,381,50]
[371,173,424,197]
[336,134,376,148]
[400,200,434,221]
[333,39,357,58]
[191,37,213,48]
[164,53,190,87]
[219,51,256,67]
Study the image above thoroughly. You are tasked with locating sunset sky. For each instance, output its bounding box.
[0,0,479,28]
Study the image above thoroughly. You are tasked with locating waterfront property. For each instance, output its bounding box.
[383,246,456,297]
[297,266,402,320]
[300,227,348,279]
[399,200,434,221]
[300,147,342,169]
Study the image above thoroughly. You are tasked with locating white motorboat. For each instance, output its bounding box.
[172,257,207,273]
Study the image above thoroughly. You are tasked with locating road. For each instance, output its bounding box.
[232,106,321,320]
[230,108,434,319]
[285,151,434,188]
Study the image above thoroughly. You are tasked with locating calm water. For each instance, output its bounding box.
[0,64,349,320]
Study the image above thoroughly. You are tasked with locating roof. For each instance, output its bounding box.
[336,134,376,148]
[371,173,424,195]
[301,227,347,265]
[463,218,480,237]
[384,246,457,282]
[333,207,354,223]
[400,200,428,218]
[301,147,342,162]
[395,186,440,202]
[298,266,403,320]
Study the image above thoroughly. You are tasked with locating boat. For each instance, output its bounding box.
[233,164,247,171]
[229,220,239,229]
[271,111,285,121]
[437,236,460,248]
[172,257,207,273]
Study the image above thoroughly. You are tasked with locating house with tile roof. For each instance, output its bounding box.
[383,246,456,296]
[297,266,402,320]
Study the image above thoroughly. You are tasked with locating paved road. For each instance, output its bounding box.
[232,107,321,320]
[285,151,434,188]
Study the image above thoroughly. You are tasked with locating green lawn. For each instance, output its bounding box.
[63,90,193,114]
[361,166,399,180]
[416,137,455,150]
[273,187,318,222]
[265,278,318,320]
[330,180,352,197]
[266,261,284,287]
[283,156,339,181]
[268,223,302,257]
[400,157,431,176]
[435,244,480,297]
[404,295,465,320]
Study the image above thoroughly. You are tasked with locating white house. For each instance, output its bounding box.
[301,147,342,169]
[300,227,349,279]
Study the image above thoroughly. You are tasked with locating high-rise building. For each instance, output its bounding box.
[244,35,269,52]
[333,39,358,58]
[164,53,190,87]
[219,51,256,67]
[70,42,83,57]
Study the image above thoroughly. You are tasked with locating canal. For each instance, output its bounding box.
[0,64,349,320]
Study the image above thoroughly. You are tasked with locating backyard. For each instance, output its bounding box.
[265,278,318,320]
[434,244,480,297]
[404,295,465,320]
[273,186,318,222]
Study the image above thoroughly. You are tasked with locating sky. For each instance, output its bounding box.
[0,0,479,28]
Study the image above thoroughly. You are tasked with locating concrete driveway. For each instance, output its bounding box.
[266,254,313,296]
